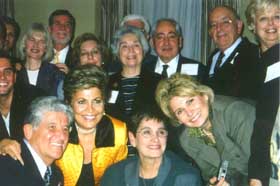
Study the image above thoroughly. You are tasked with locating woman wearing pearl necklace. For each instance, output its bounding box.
[56,64,128,186]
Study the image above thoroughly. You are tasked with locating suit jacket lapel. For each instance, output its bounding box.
[0,116,9,140]
[21,142,45,185]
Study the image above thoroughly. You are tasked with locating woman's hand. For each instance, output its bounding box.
[209,177,229,186]
[0,139,24,165]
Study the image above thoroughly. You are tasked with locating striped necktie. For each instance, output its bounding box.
[214,52,224,73]
[44,166,51,186]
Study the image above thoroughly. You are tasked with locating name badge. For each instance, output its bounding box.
[264,61,280,83]
[108,90,119,103]
[181,64,198,75]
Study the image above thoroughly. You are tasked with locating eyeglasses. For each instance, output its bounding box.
[137,128,168,138]
[154,32,178,41]
[209,19,233,30]
[80,49,101,57]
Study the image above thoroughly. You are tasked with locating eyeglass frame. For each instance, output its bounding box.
[136,127,168,139]
[209,18,233,30]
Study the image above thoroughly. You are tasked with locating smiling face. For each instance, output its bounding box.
[49,15,72,46]
[129,118,167,160]
[24,111,69,165]
[254,6,280,51]
[208,7,243,51]
[0,58,16,96]
[25,32,47,61]
[152,20,182,63]
[169,95,210,128]
[71,87,104,131]
[79,40,102,66]
[119,33,143,69]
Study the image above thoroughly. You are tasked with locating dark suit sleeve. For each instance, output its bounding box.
[0,156,23,186]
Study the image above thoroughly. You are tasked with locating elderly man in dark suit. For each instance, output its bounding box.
[144,18,206,82]
[0,96,73,186]
[204,6,260,101]
[48,9,76,74]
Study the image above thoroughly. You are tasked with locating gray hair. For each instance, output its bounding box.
[246,0,280,31]
[24,96,74,129]
[120,14,151,34]
[151,18,182,37]
[19,22,54,61]
[111,26,149,57]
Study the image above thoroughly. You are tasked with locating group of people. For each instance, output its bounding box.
[0,0,279,185]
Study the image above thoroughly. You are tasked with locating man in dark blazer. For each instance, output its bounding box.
[0,53,45,163]
[0,96,73,186]
[48,9,76,74]
[204,6,260,101]
[144,18,206,82]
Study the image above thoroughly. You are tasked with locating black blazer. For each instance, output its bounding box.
[0,84,44,141]
[17,61,64,96]
[248,43,280,185]
[106,68,162,122]
[0,141,63,186]
[65,46,77,70]
[143,55,206,82]
[204,37,260,100]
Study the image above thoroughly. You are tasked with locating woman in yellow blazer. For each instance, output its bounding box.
[56,64,128,186]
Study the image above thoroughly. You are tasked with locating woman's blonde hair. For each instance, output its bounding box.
[155,73,214,123]
[246,0,280,32]
[19,22,53,61]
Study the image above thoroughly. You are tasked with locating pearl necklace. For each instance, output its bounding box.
[75,124,96,135]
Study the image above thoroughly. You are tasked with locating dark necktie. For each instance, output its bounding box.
[214,52,225,73]
[161,65,169,78]
[44,167,51,186]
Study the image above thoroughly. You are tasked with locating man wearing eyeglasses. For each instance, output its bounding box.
[144,18,206,82]
[204,5,260,102]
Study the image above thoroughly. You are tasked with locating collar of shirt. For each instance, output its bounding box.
[24,139,48,179]
[209,37,242,75]
[155,54,179,77]
[52,45,70,64]
[1,112,10,136]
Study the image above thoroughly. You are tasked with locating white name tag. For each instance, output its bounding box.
[181,64,199,75]
[264,61,280,83]
[108,90,119,103]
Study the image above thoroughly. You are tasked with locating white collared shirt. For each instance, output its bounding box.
[24,139,48,179]
[209,37,242,75]
[1,112,10,136]
[51,45,70,64]
[155,55,179,77]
